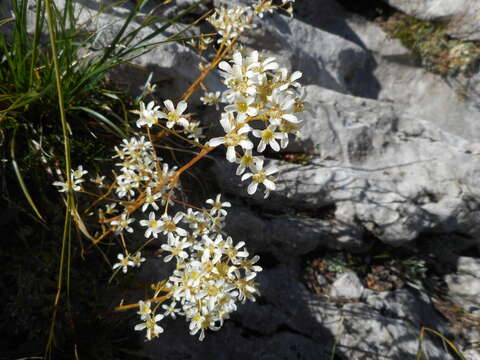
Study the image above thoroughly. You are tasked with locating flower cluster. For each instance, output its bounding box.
[113,136,176,201]
[49,0,303,345]
[134,100,203,143]
[254,0,295,18]
[207,5,253,45]
[208,0,296,45]
[132,195,262,341]
[112,251,145,273]
[205,50,305,198]
[52,165,88,192]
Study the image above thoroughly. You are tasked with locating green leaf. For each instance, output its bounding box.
[10,129,46,222]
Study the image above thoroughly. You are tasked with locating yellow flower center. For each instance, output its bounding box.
[167,111,180,123]
[236,101,248,113]
[226,248,237,259]
[207,285,220,297]
[162,220,176,232]
[241,155,253,166]
[252,170,266,184]
[225,132,247,147]
[262,129,274,142]
[190,271,200,281]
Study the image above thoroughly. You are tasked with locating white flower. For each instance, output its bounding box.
[188,313,208,341]
[200,91,222,109]
[238,254,263,276]
[234,275,259,303]
[140,211,162,239]
[278,118,302,149]
[218,52,257,98]
[223,237,249,264]
[185,121,205,143]
[208,6,252,46]
[112,253,134,273]
[53,166,87,192]
[241,159,278,197]
[52,180,71,192]
[206,194,231,216]
[111,213,135,234]
[199,278,229,310]
[247,50,278,74]
[275,68,302,91]
[235,150,261,176]
[135,101,161,128]
[208,114,253,163]
[195,234,224,264]
[115,180,135,199]
[224,94,257,121]
[132,251,146,267]
[159,213,188,237]
[90,174,106,188]
[266,89,299,126]
[162,301,181,319]
[142,187,161,212]
[254,0,275,18]
[105,203,117,215]
[72,165,88,181]
[161,234,191,263]
[158,100,189,128]
[252,126,283,152]
[137,300,152,320]
[134,314,164,341]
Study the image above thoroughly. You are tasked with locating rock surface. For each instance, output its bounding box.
[445,257,480,314]
[212,85,480,249]
[340,12,480,143]
[385,0,480,40]
[330,271,364,299]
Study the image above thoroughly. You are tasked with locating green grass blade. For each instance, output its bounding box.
[71,106,127,138]
[0,16,15,28]
[9,129,46,222]
[97,0,149,65]
[416,327,466,360]
[44,0,75,355]
[121,0,205,54]
[29,0,45,89]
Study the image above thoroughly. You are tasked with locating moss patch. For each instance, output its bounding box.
[377,12,480,77]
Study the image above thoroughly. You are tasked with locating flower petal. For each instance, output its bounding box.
[247,182,258,195]
[208,137,226,147]
[177,101,187,114]
[164,99,174,112]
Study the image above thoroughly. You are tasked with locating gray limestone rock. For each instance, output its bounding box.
[211,85,480,248]
[330,271,364,300]
[385,0,480,40]
[464,349,480,360]
[339,9,480,143]
[445,257,480,314]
